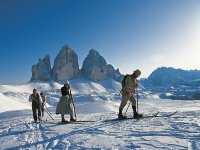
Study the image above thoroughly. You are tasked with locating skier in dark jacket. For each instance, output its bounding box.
[29,89,42,122]
[58,81,76,122]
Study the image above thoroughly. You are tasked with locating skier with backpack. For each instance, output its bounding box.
[118,69,143,119]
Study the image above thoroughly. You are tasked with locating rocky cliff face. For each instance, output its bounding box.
[107,64,122,81]
[31,55,51,81]
[81,49,108,81]
[51,45,79,81]
[31,45,123,83]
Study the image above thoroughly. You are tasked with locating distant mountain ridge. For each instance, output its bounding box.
[141,67,200,100]
[143,67,200,87]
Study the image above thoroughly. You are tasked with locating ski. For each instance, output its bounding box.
[57,120,96,125]
[126,112,160,120]
[75,120,96,122]
[58,121,83,125]
[153,111,177,118]
[104,112,159,122]
[104,111,176,122]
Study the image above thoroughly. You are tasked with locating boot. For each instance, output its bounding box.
[61,114,67,123]
[34,117,37,123]
[132,106,143,119]
[70,114,76,122]
[118,108,125,119]
[62,118,67,123]
[38,116,42,122]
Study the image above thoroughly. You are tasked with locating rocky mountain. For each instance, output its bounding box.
[107,64,122,81]
[30,45,123,83]
[51,45,79,82]
[31,55,51,81]
[141,67,200,100]
[81,49,108,81]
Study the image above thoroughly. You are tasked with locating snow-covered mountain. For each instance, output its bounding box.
[141,67,200,100]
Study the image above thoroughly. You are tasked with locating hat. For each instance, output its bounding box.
[64,81,70,85]
[133,69,141,76]
[33,89,37,92]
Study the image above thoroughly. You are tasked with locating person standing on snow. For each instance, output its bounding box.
[118,69,143,119]
[29,89,42,122]
[56,81,76,123]
[40,92,46,117]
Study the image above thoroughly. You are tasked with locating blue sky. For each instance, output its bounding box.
[0,0,200,84]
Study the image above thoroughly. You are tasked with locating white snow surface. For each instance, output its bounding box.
[0,79,200,149]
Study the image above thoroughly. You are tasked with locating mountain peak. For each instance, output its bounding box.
[31,55,51,81]
[31,45,122,82]
[82,50,107,81]
[89,49,99,55]
[51,45,79,81]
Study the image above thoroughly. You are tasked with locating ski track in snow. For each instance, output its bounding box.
[1,102,200,150]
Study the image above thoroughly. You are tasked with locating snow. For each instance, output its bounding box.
[0,93,30,113]
[0,80,200,149]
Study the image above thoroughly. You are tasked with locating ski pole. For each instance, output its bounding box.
[124,102,130,116]
[136,88,139,113]
[71,98,77,119]
[43,106,54,120]
[44,103,53,116]
[40,101,54,120]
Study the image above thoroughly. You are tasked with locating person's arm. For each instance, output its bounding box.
[61,87,64,96]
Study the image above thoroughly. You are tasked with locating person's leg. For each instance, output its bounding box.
[129,95,136,107]
[38,106,41,121]
[118,93,130,118]
[129,95,142,118]
[61,114,66,122]
[32,105,37,122]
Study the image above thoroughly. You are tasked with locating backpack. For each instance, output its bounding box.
[121,75,129,87]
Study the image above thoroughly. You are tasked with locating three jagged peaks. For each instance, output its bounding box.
[31,45,122,82]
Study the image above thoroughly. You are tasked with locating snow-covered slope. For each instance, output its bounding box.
[1,78,200,149]
[0,93,30,113]
[0,98,200,149]
[0,78,123,112]
[0,77,156,112]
